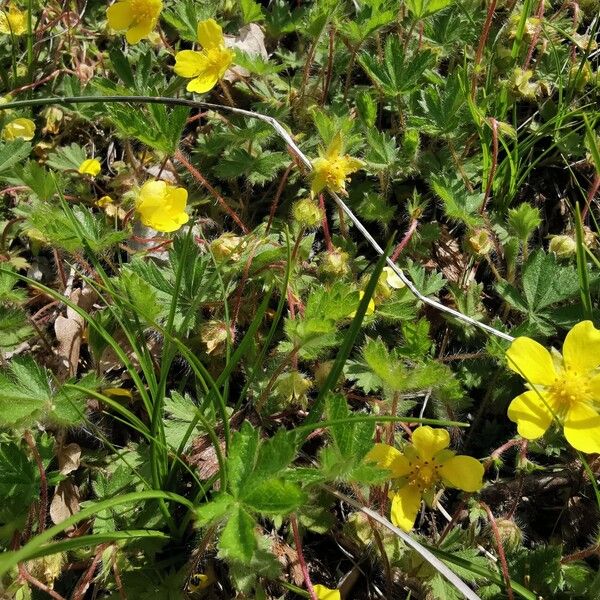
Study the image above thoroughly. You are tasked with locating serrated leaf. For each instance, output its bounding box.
[228,422,259,498]
[0,442,38,524]
[0,140,31,176]
[242,479,305,514]
[240,0,264,23]
[218,505,257,563]
[46,143,87,171]
[0,306,33,349]
[363,338,407,391]
[430,174,483,226]
[195,493,234,526]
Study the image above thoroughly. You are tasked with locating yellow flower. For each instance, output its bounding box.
[106,0,162,45]
[314,584,341,600]
[97,195,114,208]
[78,158,101,177]
[136,180,189,233]
[1,117,35,141]
[365,426,484,531]
[383,266,405,290]
[506,320,600,454]
[0,4,27,35]
[349,290,375,318]
[174,19,234,93]
[311,132,362,194]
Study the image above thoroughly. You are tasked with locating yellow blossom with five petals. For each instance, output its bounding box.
[311,132,362,195]
[78,158,101,177]
[106,0,162,45]
[1,117,35,140]
[0,4,27,35]
[174,19,234,94]
[314,584,341,600]
[365,426,484,531]
[136,180,189,233]
[506,320,600,454]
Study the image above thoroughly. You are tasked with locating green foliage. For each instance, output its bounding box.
[0,442,38,528]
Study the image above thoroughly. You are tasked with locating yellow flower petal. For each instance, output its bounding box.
[507,390,553,439]
[411,426,450,461]
[562,320,600,374]
[1,117,35,141]
[106,1,134,30]
[174,50,205,78]
[364,443,410,478]
[0,5,27,35]
[313,584,341,600]
[136,180,189,233]
[390,485,422,531]
[563,403,600,454]
[187,71,220,94]
[589,374,600,398]
[196,18,224,49]
[125,18,154,44]
[439,455,484,492]
[165,185,188,211]
[506,336,556,385]
[78,158,101,177]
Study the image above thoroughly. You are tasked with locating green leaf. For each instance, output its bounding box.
[0,442,38,525]
[363,337,406,391]
[325,394,374,462]
[119,269,161,322]
[108,47,135,88]
[228,422,259,498]
[406,0,453,19]
[0,306,33,350]
[0,140,31,176]
[521,250,580,312]
[213,149,289,185]
[46,143,87,171]
[240,0,264,23]
[218,505,257,563]
[253,429,297,480]
[430,174,483,226]
[242,479,305,515]
[195,493,234,526]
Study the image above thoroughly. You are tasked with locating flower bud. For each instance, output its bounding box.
[549,234,576,258]
[320,247,350,277]
[210,233,245,262]
[199,320,231,355]
[491,518,524,553]
[468,229,493,256]
[292,198,323,229]
[26,554,66,588]
[275,371,312,407]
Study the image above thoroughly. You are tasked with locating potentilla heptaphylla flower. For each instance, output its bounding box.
[136,180,189,233]
[311,132,362,195]
[1,118,35,141]
[0,4,27,35]
[106,0,162,45]
[506,320,600,454]
[174,19,234,93]
[365,426,484,531]
[78,158,101,177]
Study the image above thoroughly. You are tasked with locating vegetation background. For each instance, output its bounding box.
[0,0,599,598]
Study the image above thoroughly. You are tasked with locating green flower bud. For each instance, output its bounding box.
[275,371,312,407]
[468,229,493,256]
[199,320,230,355]
[292,198,323,229]
[210,233,245,262]
[549,234,576,258]
[492,518,524,553]
[320,247,351,277]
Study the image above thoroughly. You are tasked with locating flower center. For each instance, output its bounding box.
[407,460,441,491]
[324,159,347,185]
[549,371,591,412]
[129,0,159,23]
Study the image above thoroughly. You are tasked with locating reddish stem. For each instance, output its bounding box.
[523,0,545,69]
[481,502,515,600]
[23,431,47,534]
[319,194,334,252]
[174,150,249,234]
[290,514,318,600]
[481,118,499,214]
[581,173,600,221]
[18,564,66,600]
[71,544,108,600]
[471,0,498,97]
[391,218,419,262]
[266,163,293,233]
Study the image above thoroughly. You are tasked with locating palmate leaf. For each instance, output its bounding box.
[406,0,453,18]
[359,35,435,97]
[213,148,289,185]
[430,174,484,226]
[0,442,39,525]
[0,358,94,427]
[46,143,87,171]
[0,306,34,350]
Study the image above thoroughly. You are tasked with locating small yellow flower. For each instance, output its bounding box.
[314,584,341,600]
[78,158,101,177]
[0,4,27,35]
[349,291,375,318]
[365,426,484,531]
[97,195,114,208]
[136,180,189,233]
[383,266,405,290]
[1,117,35,141]
[506,320,600,454]
[174,19,234,93]
[106,0,162,45]
[311,132,362,194]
